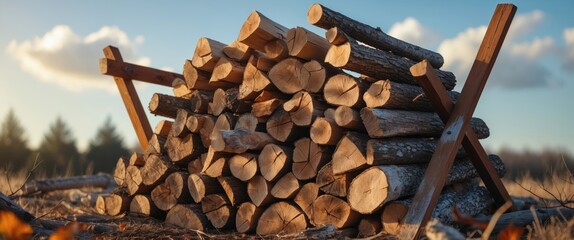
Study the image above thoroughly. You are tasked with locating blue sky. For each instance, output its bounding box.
[0,1,573,154]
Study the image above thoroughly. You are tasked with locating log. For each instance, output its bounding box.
[247,175,276,207]
[209,113,237,146]
[310,117,345,146]
[188,90,213,114]
[149,93,190,118]
[268,58,305,94]
[325,26,348,45]
[165,134,205,165]
[312,194,360,229]
[141,154,179,186]
[252,53,277,72]
[211,129,276,153]
[236,202,264,233]
[0,192,35,222]
[251,98,283,118]
[316,162,359,197]
[364,79,460,111]
[324,108,336,121]
[172,78,192,97]
[323,74,369,108]
[366,137,467,166]
[202,193,235,229]
[104,190,131,216]
[324,32,456,90]
[145,134,167,156]
[300,60,341,93]
[165,204,210,231]
[213,88,251,115]
[287,27,331,61]
[307,3,444,68]
[264,39,289,61]
[266,108,307,142]
[256,201,307,235]
[188,173,224,203]
[238,11,289,52]
[154,120,173,137]
[223,40,253,62]
[477,207,574,234]
[170,109,191,138]
[186,114,216,148]
[21,174,114,195]
[128,152,145,167]
[292,138,332,180]
[201,146,232,175]
[239,57,274,101]
[114,157,129,186]
[95,194,107,215]
[203,155,230,178]
[333,106,365,131]
[130,194,165,219]
[230,153,259,181]
[210,57,245,84]
[425,219,465,240]
[332,132,369,174]
[259,144,293,182]
[125,166,151,195]
[270,172,300,199]
[347,154,505,214]
[192,37,226,71]
[183,60,234,91]
[209,88,227,116]
[151,172,191,211]
[235,113,261,132]
[188,157,203,174]
[217,176,249,206]
[361,108,490,139]
[357,216,382,237]
[283,91,329,126]
[293,182,320,225]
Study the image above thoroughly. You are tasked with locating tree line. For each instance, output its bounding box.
[0,109,130,177]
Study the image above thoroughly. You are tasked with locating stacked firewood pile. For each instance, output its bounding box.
[101,3,506,237]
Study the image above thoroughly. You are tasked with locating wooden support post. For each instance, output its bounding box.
[398,4,516,239]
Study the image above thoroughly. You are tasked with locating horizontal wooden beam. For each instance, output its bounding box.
[99,58,183,87]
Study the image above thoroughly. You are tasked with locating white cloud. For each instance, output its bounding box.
[562,28,574,71]
[437,11,559,90]
[388,17,440,48]
[6,25,150,92]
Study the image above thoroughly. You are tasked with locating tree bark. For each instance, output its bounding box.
[316,162,360,197]
[236,201,264,233]
[251,98,283,118]
[104,190,131,216]
[259,144,293,182]
[188,90,213,114]
[141,154,180,186]
[266,108,308,142]
[333,106,366,131]
[238,11,289,52]
[287,27,331,61]
[220,88,251,114]
[230,153,259,182]
[192,37,227,72]
[165,204,210,231]
[292,138,332,180]
[283,91,329,127]
[271,172,300,199]
[247,175,276,207]
[324,32,455,90]
[357,215,382,237]
[312,194,360,229]
[211,129,276,153]
[223,40,253,62]
[22,174,114,195]
[477,207,574,234]
[151,172,191,211]
[149,93,190,118]
[310,117,345,146]
[202,193,235,229]
[217,176,249,206]
[364,80,460,111]
[293,182,320,225]
[300,60,341,93]
[130,194,165,219]
[256,201,307,235]
[264,39,289,61]
[332,132,369,174]
[183,60,234,91]
[165,134,205,165]
[307,3,444,68]
[268,58,305,94]
[187,173,224,203]
[347,154,505,214]
[361,108,490,139]
[154,120,173,137]
[210,57,245,85]
[114,157,129,186]
[323,73,369,108]
[0,192,35,222]
[366,137,467,166]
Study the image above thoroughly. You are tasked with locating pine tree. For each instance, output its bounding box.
[0,109,31,171]
[37,117,81,177]
[85,117,129,174]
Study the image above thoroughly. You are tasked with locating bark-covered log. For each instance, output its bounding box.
[332,132,369,174]
[268,58,305,94]
[141,154,179,186]
[316,162,360,197]
[266,108,307,142]
[292,138,332,181]
[247,175,276,207]
[149,93,190,118]
[211,129,276,153]
[264,39,289,61]
[312,194,360,229]
[217,176,249,206]
[361,108,490,139]
[324,31,455,90]
[154,120,173,137]
[364,80,460,111]
[366,137,467,166]
[187,173,224,203]
[323,73,368,108]
[202,193,235,229]
[300,60,341,93]
[357,215,382,237]
[188,90,213,114]
[251,98,283,118]
[271,172,300,199]
[236,202,264,233]
[130,195,165,219]
[259,144,293,182]
[151,172,191,211]
[238,11,289,52]
[223,40,253,62]
[225,88,252,114]
[192,37,226,72]
[283,91,329,126]
[256,201,307,235]
[0,192,35,222]
[307,3,444,68]
[114,157,129,186]
[165,204,210,231]
[348,155,505,214]
[293,182,320,226]
[210,57,245,84]
[310,117,345,146]
[230,153,259,181]
[165,134,205,165]
[287,27,331,61]
[333,106,365,131]
[22,174,114,195]
[476,207,574,234]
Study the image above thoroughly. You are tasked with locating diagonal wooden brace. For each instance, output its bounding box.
[398,4,516,239]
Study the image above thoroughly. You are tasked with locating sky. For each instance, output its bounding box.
[0,1,573,154]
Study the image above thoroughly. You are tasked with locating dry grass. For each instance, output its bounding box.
[0,169,27,195]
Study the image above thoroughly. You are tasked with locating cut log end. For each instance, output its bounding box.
[348,167,389,214]
[256,201,307,235]
[324,43,351,68]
